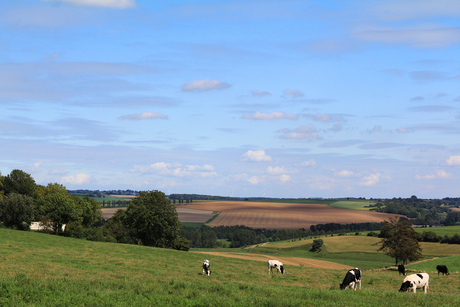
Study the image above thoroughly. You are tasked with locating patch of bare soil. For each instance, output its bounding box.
[192,251,350,270]
[180,201,401,230]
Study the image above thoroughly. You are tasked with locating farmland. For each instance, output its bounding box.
[2,228,460,306]
[177,201,400,230]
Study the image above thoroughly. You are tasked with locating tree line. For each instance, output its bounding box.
[0,169,189,251]
[180,222,384,248]
[367,195,452,225]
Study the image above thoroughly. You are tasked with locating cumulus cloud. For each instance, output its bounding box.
[46,0,136,8]
[130,162,217,177]
[301,159,317,167]
[397,127,409,133]
[118,112,168,120]
[182,79,231,92]
[242,111,298,120]
[446,155,460,166]
[368,125,382,133]
[359,173,380,186]
[248,176,263,185]
[241,149,272,162]
[415,169,453,179]
[283,89,304,98]
[61,173,93,185]
[267,166,286,175]
[334,170,355,177]
[251,90,271,97]
[278,124,320,140]
[329,123,342,132]
[279,174,291,182]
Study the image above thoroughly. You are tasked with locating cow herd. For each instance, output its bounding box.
[201,259,450,294]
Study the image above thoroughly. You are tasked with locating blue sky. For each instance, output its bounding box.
[1,0,460,199]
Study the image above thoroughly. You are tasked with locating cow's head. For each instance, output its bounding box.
[280,265,285,274]
[398,281,412,292]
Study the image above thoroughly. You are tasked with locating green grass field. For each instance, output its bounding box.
[2,228,460,306]
[414,225,460,237]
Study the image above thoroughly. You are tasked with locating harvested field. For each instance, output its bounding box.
[101,207,126,219]
[100,207,215,222]
[178,201,401,230]
[175,207,216,223]
[193,251,350,270]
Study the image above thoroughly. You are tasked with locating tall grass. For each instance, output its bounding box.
[2,228,460,306]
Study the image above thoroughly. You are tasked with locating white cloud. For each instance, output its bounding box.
[251,90,271,97]
[301,159,317,167]
[248,176,263,185]
[329,123,342,132]
[279,174,291,182]
[368,125,382,133]
[241,150,272,162]
[243,111,298,120]
[446,155,460,166]
[279,125,320,140]
[46,0,136,9]
[397,127,409,133]
[415,169,453,180]
[283,89,304,98]
[182,79,231,92]
[359,173,380,186]
[267,166,286,175]
[130,162,216,177]
[334,170,355,177]
[118,112,168,120]
[61,173,93,185]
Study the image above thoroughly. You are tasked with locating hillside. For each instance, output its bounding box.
[2,228,460,306]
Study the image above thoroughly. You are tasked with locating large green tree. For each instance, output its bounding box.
[377,217,422,265]
[0,193,34,230]
[124,190,181,248]
[3,170,36,198]
[36,193,79,234]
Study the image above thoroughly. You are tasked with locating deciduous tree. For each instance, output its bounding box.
[376,217,422,265]
[124,190,181,248]
[0,193,34,230]
[3,170,36,198]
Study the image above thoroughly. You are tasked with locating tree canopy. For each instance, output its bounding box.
[0,193,34,230]
[124,190,181,248]
[376,217,422,265]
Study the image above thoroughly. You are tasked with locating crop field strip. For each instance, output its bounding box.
[178,201,401,229]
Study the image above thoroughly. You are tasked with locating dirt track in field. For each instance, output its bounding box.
[177,201,401,230]
[193,251,351,270]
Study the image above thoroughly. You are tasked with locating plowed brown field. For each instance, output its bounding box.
[177,201,401,230]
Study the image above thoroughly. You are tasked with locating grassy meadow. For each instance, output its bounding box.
[2,229,460,306]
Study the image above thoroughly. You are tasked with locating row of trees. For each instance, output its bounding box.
[0,170,102,233]
[0,170,189,251]
[368,196,447,225]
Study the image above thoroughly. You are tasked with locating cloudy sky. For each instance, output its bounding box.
[1,0,460,199]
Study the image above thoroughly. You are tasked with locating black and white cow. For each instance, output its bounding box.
[398,273,429,293]
[202,259,211,276]
[436,265,449,276]
[339,268,362,290]
[398,264,406,276]
[267,260,285,274]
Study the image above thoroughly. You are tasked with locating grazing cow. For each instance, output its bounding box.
[398,264,406,276]
[436,265,449,276]
[202,259,210,276]
[267,260,285,275]
[398,273,429,293]
[340,268,362,290]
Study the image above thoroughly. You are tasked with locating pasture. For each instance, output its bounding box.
[2,229,460,306]
[177,201,400,230]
